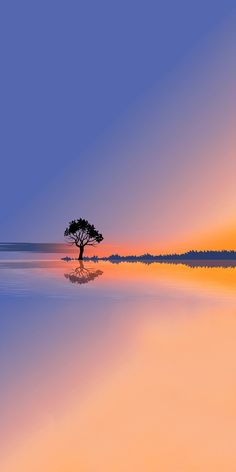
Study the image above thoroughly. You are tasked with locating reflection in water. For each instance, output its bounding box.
[0,260,65,269]
[64,261,103,285]
[105,259,236,268]
[1,258,236,471]
[159,260,236,269]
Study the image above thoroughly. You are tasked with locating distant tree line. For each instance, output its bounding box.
[81,250,236,263]
[62,250,236,269]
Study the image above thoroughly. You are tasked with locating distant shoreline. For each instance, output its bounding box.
[63,251,236,268]
[0,244,236,260]
[1,244,236,268]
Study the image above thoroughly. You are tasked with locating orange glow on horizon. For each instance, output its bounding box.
[84,227,236,257]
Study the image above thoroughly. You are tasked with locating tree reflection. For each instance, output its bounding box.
[64,261,103,285]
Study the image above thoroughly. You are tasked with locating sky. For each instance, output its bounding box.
[0,1,235,254]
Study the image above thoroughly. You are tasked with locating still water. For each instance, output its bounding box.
[0,255,236,471]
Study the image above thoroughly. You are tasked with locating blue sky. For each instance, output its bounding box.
[0,1,235,248]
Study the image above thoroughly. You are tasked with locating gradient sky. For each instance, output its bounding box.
[0,1,235,253]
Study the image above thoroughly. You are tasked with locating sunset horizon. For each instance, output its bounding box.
[1,1,236,471]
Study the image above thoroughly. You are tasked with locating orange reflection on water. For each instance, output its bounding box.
[1,262,236,471]
[39,258,236,293]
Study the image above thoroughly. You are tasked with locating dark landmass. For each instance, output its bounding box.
[86,250,236,261]
[1,244,236,268]
[63,251,236,268]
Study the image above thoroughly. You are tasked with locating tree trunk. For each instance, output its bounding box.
[79,245,84,260]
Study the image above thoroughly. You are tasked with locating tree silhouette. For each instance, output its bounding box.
[64,218,104,260]
[64,261,103,285]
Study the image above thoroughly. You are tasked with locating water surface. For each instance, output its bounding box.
[1,255,236,471]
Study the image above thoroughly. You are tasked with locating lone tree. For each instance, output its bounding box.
[64,218,104,260]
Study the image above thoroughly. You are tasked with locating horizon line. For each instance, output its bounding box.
[1,242,236,257]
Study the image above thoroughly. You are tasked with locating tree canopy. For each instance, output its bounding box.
[64,218,104,259]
